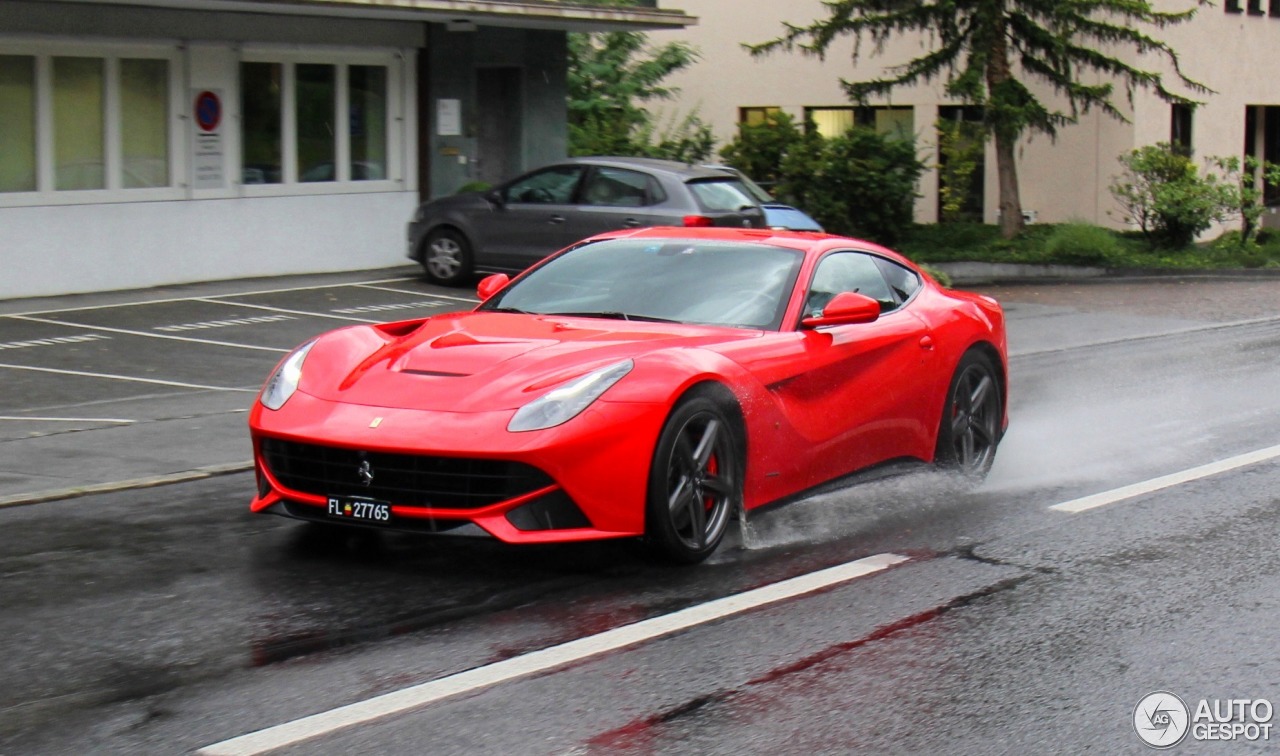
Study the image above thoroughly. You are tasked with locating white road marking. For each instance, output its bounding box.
[1050,442,1280,513]
[355,283,480,304]
[9,316,288,353]
[0,363,256,392]
[197,552,910,756]
[197,298,379,323]
[0,415,135,424]
[1,276,419,318]
[0,333,110,350]
[155,314,297,332]
[331,301,445,315]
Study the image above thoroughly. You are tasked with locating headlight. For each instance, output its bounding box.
[508,359,633,432]
[260,340,317,410]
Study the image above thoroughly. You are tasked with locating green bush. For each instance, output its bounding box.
[779,126,925,245]
[1043,222,1120,266]
[718,112,803,189]
[1110,143,1234,250]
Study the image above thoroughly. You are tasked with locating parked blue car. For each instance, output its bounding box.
[703,166,824,232]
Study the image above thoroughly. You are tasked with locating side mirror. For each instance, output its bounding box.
[485,189,505,207]
[801,291,881,328]
[476,273,510,302]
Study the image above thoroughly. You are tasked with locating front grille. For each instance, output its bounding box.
[260,438,553,509]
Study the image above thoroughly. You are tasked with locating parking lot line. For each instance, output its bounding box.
[3,276,421,318]
[197,552,909,756]
[354,283,480,305]
[0,363,257,392]
[1049,442,1280,513]
[9,315,290,353]
[197,298,381,323]
[0,415,135,424]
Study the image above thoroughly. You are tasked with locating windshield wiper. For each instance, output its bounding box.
[544,311,679,323]
[486,306,531,314]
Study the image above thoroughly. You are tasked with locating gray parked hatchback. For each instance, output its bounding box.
[407,156,767,285]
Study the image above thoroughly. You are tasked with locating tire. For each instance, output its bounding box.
[645,391,743,564]
[935,349,1003,479]
[421,228,473,286]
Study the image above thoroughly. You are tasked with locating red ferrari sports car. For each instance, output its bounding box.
[249,227,1007,563]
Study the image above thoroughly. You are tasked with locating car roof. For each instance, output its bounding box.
[563,156,740,181]
[584,226,910,266]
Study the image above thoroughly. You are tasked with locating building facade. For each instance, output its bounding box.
[650,0,1280,233]
[0,0,692,299]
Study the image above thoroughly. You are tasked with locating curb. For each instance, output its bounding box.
[0,461,253,509]
[934,261,1280,286]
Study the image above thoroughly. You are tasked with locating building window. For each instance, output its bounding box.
[1245,105,1280,206]
[349,65,388,181]
[297,64,336,182]
[804,107,867,138]
[1225,0,1243,12]
[739,106,780,126]
[1171,104,1194,154]
[805,105,913,140]
[0,55,37,193]
[121,58,170,188]
[53,57,106,191]
[872,106,915,140]
[0,44,176,201]
[241,62,283,185]
[937,106,985,223]
[240,57,393,187]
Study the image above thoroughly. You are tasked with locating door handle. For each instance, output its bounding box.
[919,335,934,350]
[548,215,566,225]
[623,218,643,228]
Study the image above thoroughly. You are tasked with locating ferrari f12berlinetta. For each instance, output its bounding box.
[249,227,1007,563]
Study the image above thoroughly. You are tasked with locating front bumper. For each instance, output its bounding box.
[249,391,667,544]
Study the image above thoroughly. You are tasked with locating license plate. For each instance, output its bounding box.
[326,496,391,523]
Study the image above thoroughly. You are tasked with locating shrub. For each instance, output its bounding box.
[718,112,803,189]
[779,126,925,245]
[1043,222,1120,266]
[1110,143,1234,250]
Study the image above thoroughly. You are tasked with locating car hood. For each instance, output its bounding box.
[297,312,759,412]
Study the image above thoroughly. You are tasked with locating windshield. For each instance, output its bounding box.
[482,238,804,330]
[686,179,760,213]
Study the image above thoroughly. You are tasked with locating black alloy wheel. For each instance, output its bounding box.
[646,391,742,564]
[936,350,1002,478]
[422,227,473,286]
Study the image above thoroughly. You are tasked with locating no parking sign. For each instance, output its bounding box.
[195,90,222,132]
[192,89,224,189]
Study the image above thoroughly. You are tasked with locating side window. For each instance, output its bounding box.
[504,165,583,204]
[873,256,921,303]
[805,252,897,317]
[581,167,655,207]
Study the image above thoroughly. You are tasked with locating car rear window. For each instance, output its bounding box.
[687,179,758,212]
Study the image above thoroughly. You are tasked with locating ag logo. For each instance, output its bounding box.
[1134,691,1190,748]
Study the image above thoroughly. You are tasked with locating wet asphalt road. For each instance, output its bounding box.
[1,273,1279,754]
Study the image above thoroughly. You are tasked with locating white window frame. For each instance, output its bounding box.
[0,37,185,208]
[238,46,405,198]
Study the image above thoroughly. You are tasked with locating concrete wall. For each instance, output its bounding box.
[0,193,415,300]
[1,5,571,299]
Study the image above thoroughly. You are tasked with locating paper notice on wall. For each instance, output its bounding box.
[437,98,462,137]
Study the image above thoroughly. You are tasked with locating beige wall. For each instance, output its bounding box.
[654,0,1280,233]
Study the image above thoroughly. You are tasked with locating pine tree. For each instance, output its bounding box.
[750,0,1210,239]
